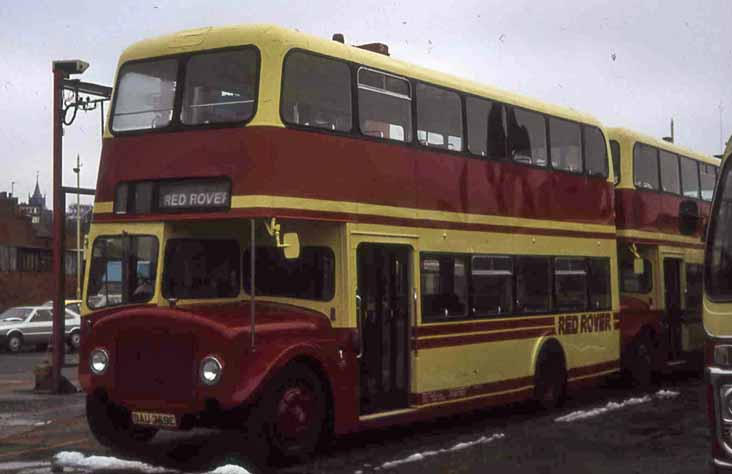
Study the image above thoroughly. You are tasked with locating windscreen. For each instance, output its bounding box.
[111,47,259,132]
[87,235,159,309]
[112,59,178,132]
[163,239,240,299]
[706,159,732,300]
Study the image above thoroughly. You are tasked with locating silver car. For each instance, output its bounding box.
[0,306,81,353]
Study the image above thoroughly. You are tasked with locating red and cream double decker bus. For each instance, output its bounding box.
[608,128,718,385]
[80,24,620,459]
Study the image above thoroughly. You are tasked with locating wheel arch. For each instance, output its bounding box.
[530,336,567,376]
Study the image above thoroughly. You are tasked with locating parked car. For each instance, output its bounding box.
[42,299,82,315]
[0,305,81,353]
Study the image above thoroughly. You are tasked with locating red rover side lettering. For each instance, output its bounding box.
[557,313,612,335]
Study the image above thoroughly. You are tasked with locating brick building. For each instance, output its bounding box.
[0,182,79,312]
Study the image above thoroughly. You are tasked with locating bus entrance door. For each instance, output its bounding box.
[663,258,683,361]
[357,244,411,415]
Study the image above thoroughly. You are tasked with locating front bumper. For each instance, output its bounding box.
[708,366,732,467]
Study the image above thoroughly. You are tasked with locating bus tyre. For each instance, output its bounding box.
[259,363,326,462]
[534,348,566,411]
[629,338,653,389]
[86,395,157,450]
[7,334,22,353]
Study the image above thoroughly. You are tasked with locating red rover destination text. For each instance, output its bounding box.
[556,313,612,335]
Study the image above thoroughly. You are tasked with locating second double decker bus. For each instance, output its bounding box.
[608,128,718,385]
[80,24,620,459]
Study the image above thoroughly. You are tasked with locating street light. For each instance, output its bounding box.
[72,155,82,300]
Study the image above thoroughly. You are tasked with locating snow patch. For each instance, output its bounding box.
[656,389,680,399]
[0,461,51,471]
[380,433,505,469]
[208,465,252,474]
[555,389,681,423]
[555,396,651,422]
[54,451,170,473]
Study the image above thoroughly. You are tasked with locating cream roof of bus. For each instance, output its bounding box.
[607,127,719,166]
[117,23,604,128]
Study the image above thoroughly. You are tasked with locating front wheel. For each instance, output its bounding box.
[7,334,22,353]
[86,395,157,450]
[256,364,327,461]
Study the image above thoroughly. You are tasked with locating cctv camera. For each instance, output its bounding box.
[53,60,90,77]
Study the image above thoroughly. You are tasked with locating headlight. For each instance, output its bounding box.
[200,356,223,386]
[90,349,109,375]
[715,345,732,367]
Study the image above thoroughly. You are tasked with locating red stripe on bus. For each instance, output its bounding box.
[615,188,711,239]
[417,316,555,337]
[416,327,555,350]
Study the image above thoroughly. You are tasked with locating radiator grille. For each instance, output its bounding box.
[115,330,194,403]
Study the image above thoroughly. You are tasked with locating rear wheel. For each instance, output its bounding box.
[255,363,326,461]
[86,395,157,450]
[7,334,22,353]
[534,347,567,410]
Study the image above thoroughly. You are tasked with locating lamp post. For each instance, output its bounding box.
[73,155,82,300]
[51,59,88,394]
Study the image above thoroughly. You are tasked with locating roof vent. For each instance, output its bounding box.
[355,42,390,56]
[332,33,345,43]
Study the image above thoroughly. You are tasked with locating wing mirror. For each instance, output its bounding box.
[282,233,300,260]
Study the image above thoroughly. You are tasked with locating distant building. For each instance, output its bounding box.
[18,175,52,238]
[0,179,78,312]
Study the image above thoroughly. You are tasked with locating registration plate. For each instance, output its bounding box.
[131,411,177,428]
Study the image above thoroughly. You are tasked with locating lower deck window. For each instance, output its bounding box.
[515,257,551,313]
[620,257,652,293]
[471,255,513,316]
[421,255,468,320]
[554,257,587,311]
[243,246,335,301]
[163,239,240,299]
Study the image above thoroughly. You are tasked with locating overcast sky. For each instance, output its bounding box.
[1,0,730,204]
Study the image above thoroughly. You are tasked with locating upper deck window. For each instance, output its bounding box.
[416,83,463,151]
[112,60,178,132]
[659,150,680,194]
[633,143,659,190]
[281,51,352,132]
[466,97,507,159]
[584,126,609,178]
[700,163,717,201]
[549,118,582,173]
[357,68,412,142]
[508,108,547,167]
[680,157,700,199]
[181,49,258,125]
[609,140,621,183]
